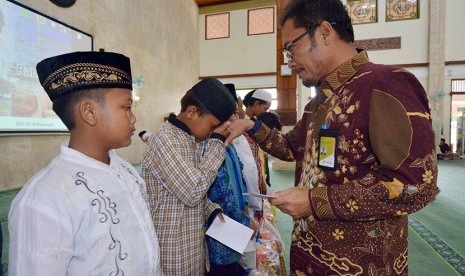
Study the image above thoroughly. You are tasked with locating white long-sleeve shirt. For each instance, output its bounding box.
[232,134,262,211]
[8,142,162,276]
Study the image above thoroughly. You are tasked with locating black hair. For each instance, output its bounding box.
[180,89,211,116]
[257,112,283,131]
[243,89,269,107]
[280,0,354,43]
[52,88,109,130]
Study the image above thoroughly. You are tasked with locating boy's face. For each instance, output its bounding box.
[251,101,271,117]
[229,103,240,123]
[95,88,136,149]
[188,107,221,142]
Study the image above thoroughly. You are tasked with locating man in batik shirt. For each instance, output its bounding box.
[225,0,439,275]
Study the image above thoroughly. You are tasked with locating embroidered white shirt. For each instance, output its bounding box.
[8,142,162,276]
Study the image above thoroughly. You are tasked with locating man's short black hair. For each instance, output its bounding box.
[281,0,354,43]
[52,88,109,130]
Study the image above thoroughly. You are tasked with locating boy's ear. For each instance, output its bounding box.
[185,105,199,119]
[78,100,98,126]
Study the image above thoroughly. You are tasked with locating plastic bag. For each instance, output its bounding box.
[254,200,286,276]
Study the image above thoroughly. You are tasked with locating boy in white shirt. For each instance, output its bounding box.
[8,50,162,275]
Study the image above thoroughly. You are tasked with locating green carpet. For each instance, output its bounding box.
[1,160,465,275]
[407,159,465,276]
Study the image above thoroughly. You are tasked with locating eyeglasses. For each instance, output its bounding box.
[283,21,336,62]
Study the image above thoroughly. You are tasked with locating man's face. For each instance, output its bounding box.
[282,19,328,87]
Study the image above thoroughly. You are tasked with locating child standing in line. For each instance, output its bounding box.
[256,112,283,187]
[206,84,252,276]
[225,84,261,218]
[142,77,236,275]
[242,89,273,206]
[8,51,162,275]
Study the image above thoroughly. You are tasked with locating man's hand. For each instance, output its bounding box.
[224,119,255,146]
[270,187,312,219]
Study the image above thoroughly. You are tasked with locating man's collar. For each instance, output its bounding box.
[321,50,370,92]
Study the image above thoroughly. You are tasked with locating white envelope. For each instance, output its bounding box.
[205,214,254,254]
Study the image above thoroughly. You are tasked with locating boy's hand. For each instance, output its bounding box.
[216,212,225,223]
[237,97,246,119]
[213,121,231,138]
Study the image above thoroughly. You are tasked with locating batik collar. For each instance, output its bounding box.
[320,50,370,94]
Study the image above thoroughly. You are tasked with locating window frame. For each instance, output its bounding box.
[205,12,230,40]
[247,6,275,36]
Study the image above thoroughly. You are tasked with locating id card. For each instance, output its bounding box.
[317,129,338,170]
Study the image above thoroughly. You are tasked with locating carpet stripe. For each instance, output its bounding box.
[409,215,465,275]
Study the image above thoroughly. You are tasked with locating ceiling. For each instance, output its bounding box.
[194,0,249,7]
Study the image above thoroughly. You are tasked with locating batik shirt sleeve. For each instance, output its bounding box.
[252,59,439,222]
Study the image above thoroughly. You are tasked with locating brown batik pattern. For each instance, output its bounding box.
[250,51,438,275]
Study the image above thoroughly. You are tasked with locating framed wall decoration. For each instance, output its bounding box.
[347,0,377,25]
[248,7,275,36]
[386,0,419,22]
[205,13,230,40]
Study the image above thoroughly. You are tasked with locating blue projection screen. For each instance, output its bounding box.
[0,0,93,133]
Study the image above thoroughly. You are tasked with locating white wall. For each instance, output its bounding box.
[348,0,429,64]
[199,1,276,77]
[199,0,443,78]
[200,0,465,147]
[0,0,200,191]
[445,0,465,61]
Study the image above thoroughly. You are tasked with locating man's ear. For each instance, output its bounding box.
[78,100,98,126]
[185,105,199,119]
[320,21,334,44]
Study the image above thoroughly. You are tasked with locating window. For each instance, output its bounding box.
[247,7,274,36]
[452,79,465,92]
[205,13,230,40]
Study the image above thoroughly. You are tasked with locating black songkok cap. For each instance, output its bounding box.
[191,78,236,123]
[36,51,132,102]
[224,83,238,102]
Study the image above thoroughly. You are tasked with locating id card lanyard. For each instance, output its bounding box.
[317,124,338,170]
